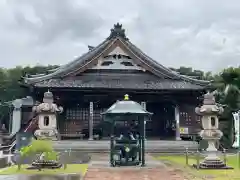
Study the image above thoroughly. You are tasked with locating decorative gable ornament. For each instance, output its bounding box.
[107,23,128,40]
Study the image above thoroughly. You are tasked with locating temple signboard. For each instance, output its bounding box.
[232,111,240,148]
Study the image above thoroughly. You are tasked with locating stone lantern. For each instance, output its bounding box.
[195,92,230,169]
[33,90,63,140]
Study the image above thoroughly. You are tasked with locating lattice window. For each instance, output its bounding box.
[62,108,89,135]
[180,112,191,126]
[93,108,106,126]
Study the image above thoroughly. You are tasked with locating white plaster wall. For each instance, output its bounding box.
[11,109,21,135]
[108,46,128,56]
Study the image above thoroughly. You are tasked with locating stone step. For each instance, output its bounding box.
[53,140,198,153]
[52,140,197,147]
[54,149,197,153]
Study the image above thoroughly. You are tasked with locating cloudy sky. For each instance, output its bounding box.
[0,0,240,72]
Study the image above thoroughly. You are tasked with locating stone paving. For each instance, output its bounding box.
[53,140,198,153]
[84,153,189,180]
[84,167,188,180]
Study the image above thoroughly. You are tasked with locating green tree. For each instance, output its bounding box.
[19,139,57,170]
[29,139,53,153]
[213,67,240,148]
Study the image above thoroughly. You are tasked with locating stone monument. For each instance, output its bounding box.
[195,92,231,169]
[33,90,63,140]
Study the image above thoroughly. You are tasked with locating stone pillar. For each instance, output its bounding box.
[89,102,93,140]
[11,99,23,135]
[141,102,146,140]
[175,105,181,140]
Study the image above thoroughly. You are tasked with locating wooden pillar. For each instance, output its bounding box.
[89,102,93,140]
[140,101,146,167]
[141,102,146,140]
[175,105,181,140]
[141,117,146,166]
[57,106,65,139]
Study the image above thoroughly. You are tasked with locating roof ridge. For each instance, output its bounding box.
[179,74,211,85]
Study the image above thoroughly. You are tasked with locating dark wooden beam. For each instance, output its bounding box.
[29,86,203,108]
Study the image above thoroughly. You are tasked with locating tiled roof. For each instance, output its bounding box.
[23,23,210,88]
[33,72,206,90]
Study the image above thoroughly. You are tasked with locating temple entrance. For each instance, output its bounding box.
[147,102,176,139]
[61,100,176,140]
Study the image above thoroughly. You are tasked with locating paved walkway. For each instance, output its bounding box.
[84,167,188,180]
[84,153,188,180]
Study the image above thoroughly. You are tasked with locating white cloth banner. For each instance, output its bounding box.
[11,109,21,135]
[232,111,240,148]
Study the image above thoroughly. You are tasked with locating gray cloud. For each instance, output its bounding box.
[0,0,239,72]
[8,0,103,44]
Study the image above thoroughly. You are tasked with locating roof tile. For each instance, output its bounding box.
[34,73,205,90]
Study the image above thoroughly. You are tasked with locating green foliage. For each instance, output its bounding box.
[213,67,240,148]
[44,151,58,161]
[18,139,58,171]
[20,145,33,157]
[30,139,53,153]
[20,139,57,161]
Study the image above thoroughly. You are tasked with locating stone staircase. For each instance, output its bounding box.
[52,140,198,153]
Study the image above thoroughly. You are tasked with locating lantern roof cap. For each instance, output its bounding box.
[102,95,152,115]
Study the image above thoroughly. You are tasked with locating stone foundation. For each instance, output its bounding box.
[193,159,233,169]
[34,129,59,140]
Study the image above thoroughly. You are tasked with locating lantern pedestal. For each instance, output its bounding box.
[196,159,228,169]
[196,132,233,169]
